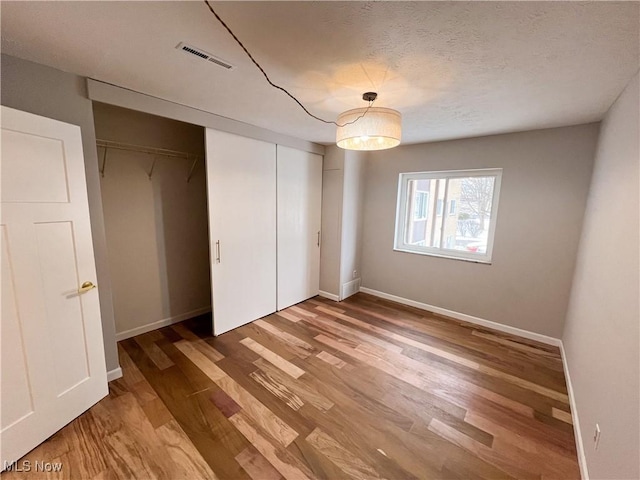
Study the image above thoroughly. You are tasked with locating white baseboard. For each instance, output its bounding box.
[318,290,340,302]
[359,287,561,346]
[559,341,589,480]
[115,306,212,342]
[341,278,361,300]
[106,367,123,382]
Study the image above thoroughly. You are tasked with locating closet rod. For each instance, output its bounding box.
[96,139,201,160]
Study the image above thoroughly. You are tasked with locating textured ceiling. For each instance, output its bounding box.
[1,1,638,145]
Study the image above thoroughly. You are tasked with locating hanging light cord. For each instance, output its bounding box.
[203,0,373,127]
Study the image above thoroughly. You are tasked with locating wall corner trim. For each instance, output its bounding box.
[358,286,561,346]
[106,367,123,382]
[559,341,590,480]
[318,290,341,302]
[114,306,212,342]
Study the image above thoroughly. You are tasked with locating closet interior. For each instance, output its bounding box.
[94,103,211,340]
[94,103,323,341]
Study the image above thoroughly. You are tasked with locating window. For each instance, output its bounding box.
[395,168,502,263]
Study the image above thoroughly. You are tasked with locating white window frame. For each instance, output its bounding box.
[394,168,502,264]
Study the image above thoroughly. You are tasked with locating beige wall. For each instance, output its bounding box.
[1,54,120,373]
[361,124,599,338]
[94,104,211,338]
[563,73,639,479]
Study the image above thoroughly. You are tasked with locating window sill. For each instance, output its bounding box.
[393,247,493,265]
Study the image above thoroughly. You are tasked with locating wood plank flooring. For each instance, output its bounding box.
[3,293,579,479]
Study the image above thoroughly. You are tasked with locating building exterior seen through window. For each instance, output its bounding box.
[395,168,502,263]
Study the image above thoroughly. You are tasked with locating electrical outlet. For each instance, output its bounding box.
[352,270,358,279]
[594,423,601,450]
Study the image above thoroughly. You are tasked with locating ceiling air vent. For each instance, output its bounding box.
[176,42,235,70]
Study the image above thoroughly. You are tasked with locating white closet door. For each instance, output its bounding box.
[206,129,276,335]
[277,145,323,310]
[1,107,108,465]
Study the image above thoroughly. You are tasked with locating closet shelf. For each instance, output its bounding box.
[96,139,201,160]
[96,139,203,181]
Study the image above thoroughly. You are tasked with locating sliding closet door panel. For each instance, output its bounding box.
[277,145,323,310]
[206,129,276,335]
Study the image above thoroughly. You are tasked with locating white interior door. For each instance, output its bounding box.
[1,106,108,465]
[206,129,277,335]
[276,145,322,310]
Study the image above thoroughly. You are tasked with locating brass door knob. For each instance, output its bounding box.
[78,281,96,294]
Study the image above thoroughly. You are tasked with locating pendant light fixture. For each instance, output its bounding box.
[336,92,402,151]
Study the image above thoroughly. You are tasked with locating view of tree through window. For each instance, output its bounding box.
[395,169,502,262]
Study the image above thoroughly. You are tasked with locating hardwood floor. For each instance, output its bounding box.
[3,293,579,479]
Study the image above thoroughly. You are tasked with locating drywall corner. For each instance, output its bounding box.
[319,146,368,301]
[319,145,345,297]
[339,150,366,293]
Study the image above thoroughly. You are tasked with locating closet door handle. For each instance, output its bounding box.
[317,231,320,247]
[215,240,221,263]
